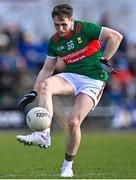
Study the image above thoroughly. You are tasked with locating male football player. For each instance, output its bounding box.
[16,4,123,177]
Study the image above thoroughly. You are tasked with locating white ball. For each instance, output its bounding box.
[26,107,51,131]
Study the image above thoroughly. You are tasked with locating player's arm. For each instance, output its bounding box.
[100,27,123,60]
[83,21,123,59]
[99,27,123,73]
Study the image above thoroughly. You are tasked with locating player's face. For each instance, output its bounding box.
[53,16,74,37]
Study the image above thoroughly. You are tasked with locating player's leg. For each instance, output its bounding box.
[38,75,73,117]
[66,93,94,154]
[16,75,73,147]
[60,92,94,177]
[53,96,68,131]
[38,74,73,132]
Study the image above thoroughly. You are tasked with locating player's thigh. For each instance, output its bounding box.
[45,75,74,95]
[69,93,94,124]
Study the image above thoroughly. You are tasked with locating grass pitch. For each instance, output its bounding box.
[0,130,136,179]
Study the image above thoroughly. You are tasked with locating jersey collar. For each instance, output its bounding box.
[63,29,73,39]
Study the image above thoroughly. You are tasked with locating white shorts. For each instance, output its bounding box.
[58,73,106,109]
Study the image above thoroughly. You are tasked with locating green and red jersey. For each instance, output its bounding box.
[47,20,108,82]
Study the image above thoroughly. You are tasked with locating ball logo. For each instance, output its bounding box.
[36,112,47,117]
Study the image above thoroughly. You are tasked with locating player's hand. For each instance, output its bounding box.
[100,58,119,74]
[18,90,37,111]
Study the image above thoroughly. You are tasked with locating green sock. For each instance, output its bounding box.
[65,153,76,161]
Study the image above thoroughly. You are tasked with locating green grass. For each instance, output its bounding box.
[0,130,136,179]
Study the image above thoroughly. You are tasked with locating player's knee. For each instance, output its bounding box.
[39,80,52,95]
[68,118,80,132]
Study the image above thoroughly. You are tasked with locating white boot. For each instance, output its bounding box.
[60,160,74,177]
[16,128,51,148]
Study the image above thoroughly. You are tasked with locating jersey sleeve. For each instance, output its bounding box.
[82,21,102,40]
[47,37,58,59]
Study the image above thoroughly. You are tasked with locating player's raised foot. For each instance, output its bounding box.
[16,128,51,148]
[60,167,74,177]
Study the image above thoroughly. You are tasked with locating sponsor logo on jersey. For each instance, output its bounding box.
[60,40,101,64]
[61,47,88,62]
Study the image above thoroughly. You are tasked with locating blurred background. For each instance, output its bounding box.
[0,0,136,131]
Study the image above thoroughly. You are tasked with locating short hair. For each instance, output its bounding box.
[52,4,73,20]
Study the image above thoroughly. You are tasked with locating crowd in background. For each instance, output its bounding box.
[0,14,136,129]
[0,22,48,109]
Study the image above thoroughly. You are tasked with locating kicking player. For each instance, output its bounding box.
[16,4,123,177]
